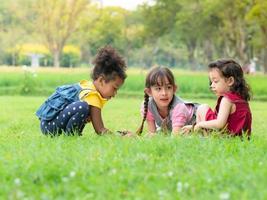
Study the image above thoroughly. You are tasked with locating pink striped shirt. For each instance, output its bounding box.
[142,103,194,129]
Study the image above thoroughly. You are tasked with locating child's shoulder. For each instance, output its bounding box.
[223,92,245,102]
[79,80,91,88]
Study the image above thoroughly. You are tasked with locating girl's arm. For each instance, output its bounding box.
[90,106,109,135]
[172,126,183,135]
[195,97,233,130]
[146,120,156,135]
[171,104,190,135]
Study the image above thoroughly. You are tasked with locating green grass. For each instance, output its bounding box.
[1,67,267,100]
[1,96,267,199]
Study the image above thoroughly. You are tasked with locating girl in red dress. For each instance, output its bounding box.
[182,59,252,137]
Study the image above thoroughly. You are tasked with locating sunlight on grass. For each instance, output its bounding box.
[0,96,267,199]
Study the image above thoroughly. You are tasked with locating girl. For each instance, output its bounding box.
[182,59,252,137]
[136,66,198,135]
[36,46,127,136]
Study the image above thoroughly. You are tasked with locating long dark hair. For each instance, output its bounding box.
[136,66,175,135]
[208,59,251,101]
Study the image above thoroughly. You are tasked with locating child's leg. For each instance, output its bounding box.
[41,101,90,136]
[40,120,62,136]
[196,104,210,123]
[59,101,90,135]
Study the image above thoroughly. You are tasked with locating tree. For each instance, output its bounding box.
[246,0,267,73]
[174,0,207,69]
[0,0,32,65]
[139,0,185,67]
[80,6,132,62]
[34,0,89,67]
[141,0,220,69]
[215,0,252,65]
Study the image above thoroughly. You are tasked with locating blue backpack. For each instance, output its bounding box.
[36,83,83,121]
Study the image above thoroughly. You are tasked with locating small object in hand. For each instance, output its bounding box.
[117,130,129,136]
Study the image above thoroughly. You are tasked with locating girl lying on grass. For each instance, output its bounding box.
[182,59,252,138]
[136,66,199,136]
[36,46,127,136]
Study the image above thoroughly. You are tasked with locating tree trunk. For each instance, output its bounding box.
[236,24,247,65]
[187,45,197,70]
[263,48,267,74]
[12,52,16,66]
[53,50,60,68]
[203,40,213,63]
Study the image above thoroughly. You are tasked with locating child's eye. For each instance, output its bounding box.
[167,86,172,89]
[211,80,218,84]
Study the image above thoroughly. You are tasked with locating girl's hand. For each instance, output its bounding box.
[193,123,201,131]
[86,116,91,123]
[124,131,134,137]
[181,125,193,134]
[117,130,134,137]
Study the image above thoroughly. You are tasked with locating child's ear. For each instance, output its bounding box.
[174,85,178,93]
[98,75,106,86]
[227,76,234,86]
[144,88,152,96]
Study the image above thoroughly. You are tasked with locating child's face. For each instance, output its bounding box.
[98,76,124,100]
[209,68,234,96]
[146,77,176,109]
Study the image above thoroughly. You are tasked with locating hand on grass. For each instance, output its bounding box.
[181,125,193,134]
[86,116,91,123]
[193,123,201,132]
[117,130,134,137]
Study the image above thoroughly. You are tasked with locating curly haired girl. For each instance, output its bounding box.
[36,46,127,136]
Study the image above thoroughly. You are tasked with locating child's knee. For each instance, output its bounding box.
[69,101,90,122]
[196,104,210,121]
[76,101,90,117]
[197,104,210,113]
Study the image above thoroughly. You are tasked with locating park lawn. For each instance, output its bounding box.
[1,67,267,100]
[0,96,267,199]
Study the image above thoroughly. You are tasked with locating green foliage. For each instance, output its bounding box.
[20,67,38,95]
[0,96,267,199]
[2,0,267,71]
[80,6,130,55]
[3,44,81,67]
[0,68,267,100]
[141,0,181,38]
[60,45,81,67]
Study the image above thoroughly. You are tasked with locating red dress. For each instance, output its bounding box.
[205,92,252,136]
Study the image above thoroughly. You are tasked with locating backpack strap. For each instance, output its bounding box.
[79,87,96,100]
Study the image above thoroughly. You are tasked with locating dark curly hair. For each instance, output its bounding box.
[91,46,127,82]
[208,59,251,101]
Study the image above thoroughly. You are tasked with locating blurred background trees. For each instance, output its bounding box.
[0,0,267,73]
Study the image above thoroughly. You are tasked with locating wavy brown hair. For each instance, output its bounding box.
[208,59,251,101]
[136,66,175,135]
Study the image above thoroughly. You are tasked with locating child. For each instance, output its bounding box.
[36,46,127,136]
[136,66,199,135]
[182,59,252,137]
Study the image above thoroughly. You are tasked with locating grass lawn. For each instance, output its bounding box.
[0,96,267,199]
